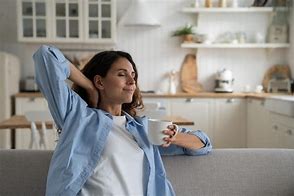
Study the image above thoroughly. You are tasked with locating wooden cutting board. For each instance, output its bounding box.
[180,54,204,93]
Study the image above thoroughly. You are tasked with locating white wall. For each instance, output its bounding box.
[289,2,294,77]
[0,0,291,93]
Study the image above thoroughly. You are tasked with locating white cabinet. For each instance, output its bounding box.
[247,98,294,149]
[17,0,116,43]
[143,97,247,148]
[15,97,57,150]
[17,0,50,42]
[52,0,83,42]
[270,113,294,148]
[246,99,272,148]
[169,98,214,142]
[213,98,246,148]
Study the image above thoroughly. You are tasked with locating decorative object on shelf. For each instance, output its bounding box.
[255,32,265,43]
[205,0,213,8]
[219,0,227,7]
[168,70,178,94]
[231,0,239,8]
[119,0,160,27]
[194,0,201,8]
[267,0,290,43]
[172,24,196,43]
[262,65,292,92]
[180,54,204,93]
[252,0,268,7]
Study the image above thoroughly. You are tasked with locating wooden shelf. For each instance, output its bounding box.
[182,7,277,13]
[181,43,290,49]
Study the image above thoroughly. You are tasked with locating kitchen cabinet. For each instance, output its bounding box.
[169,98,214,142]
[17,0,50,42]
[270,112,294,148]
[213,98,246,148]
[15,97,57,150]
[246,99,272,148]
[143,97,246,148]
[247,98,294,149]
[17,0,116,43]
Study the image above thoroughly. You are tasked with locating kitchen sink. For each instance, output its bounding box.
[264,95,294,117]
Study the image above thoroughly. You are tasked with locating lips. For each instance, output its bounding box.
[123,88,135,92]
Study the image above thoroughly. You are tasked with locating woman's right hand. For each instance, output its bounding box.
[86,85,99,108]
[69,63,99,108]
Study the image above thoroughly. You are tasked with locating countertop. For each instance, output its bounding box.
[15,92,293,100]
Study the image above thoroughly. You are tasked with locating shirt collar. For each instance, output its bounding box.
[122,111,144,127]
[99,109,143,126]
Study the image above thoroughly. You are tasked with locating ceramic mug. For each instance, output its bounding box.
[147,119,178,145]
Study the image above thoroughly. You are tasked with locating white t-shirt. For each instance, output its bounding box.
[80,115,145,196]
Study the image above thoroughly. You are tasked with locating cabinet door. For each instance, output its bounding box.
[15,97,57,150]
[140,98,170,118]
[169,98,214,141]
[84,0,116,43]
[52,0,83,41]
[214,98,246,148]
[270,113,294,149]
[17,0,50,42]
[246,99,272,148]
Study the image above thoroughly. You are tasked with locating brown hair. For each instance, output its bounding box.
[72,51,143,117]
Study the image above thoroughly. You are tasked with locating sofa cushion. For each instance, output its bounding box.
[163,148,294,196]
[0,150,52,196]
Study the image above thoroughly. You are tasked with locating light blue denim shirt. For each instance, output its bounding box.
[33,45,212,196]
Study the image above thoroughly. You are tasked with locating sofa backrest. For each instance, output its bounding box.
[0,149,294,196]
[163,148,294,196]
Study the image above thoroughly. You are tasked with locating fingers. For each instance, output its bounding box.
[161,125,178,147]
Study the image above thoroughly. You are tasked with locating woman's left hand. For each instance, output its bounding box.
[161,125,178,147]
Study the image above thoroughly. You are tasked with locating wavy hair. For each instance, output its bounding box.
[72,51,143,117]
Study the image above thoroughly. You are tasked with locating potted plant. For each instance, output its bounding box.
[172,24,196,43]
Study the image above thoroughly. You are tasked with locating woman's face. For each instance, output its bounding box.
[99,57,136,104]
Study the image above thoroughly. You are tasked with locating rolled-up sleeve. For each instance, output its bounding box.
[33,45,82,130]
[159,128,212,156]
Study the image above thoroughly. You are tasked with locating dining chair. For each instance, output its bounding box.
[24,111,53,150]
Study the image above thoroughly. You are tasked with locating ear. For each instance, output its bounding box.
[93,75,104,90]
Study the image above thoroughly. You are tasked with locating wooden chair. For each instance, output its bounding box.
[24,111,53,150]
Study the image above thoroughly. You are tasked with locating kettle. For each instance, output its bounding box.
[215,69,234,93]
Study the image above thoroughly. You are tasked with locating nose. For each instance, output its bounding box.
[128,75,135,85]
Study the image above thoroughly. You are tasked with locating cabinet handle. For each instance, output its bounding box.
[260,100,265,106]
[185,98,193,103]
[226,98,234,103]
[29,97,35,102]
[273,125,278,130]
[286,129,293,135]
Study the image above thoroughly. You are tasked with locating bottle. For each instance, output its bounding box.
[168,70,177,94]
[219,0,227,7]
[231,0,239,8]
[205,0,212,8]
[195,0,200,8]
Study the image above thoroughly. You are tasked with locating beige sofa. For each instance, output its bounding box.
[0,149,294,196]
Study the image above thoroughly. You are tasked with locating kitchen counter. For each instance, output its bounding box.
[15,92,293,100]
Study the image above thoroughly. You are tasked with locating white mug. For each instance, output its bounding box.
[147,119,178,145]
[255,85,263,93]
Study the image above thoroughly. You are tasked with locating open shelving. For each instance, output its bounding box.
[181,7,286,13]
[181,43,290,49]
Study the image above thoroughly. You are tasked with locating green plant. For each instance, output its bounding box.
[172,25,196,36]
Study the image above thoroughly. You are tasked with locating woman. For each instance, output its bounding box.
[33,45,212,196]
